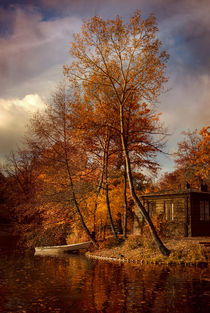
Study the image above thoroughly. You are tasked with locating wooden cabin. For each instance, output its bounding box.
[134,189,210,237]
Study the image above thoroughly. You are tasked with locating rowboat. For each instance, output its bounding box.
[35,241,92,255]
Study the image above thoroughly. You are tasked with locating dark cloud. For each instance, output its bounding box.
[0,7,81,98]
[157,0,210,73]
[1,1,209,72]
[0,7,16,36]
[0,0,209,97]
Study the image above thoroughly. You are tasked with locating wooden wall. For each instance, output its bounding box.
[134,191,210,237]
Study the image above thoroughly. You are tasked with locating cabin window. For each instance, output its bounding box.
[200,201,210,221]
[165,201,174,221]
[150,201,156,217]
[147,201,156,217]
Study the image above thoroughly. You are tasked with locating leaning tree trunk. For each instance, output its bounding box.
[124,152,169,256]
[69,173,98,247]
[93,151,105,234]
[61,100,98,247]
[123,161,128,239]
[104,139,118,240]
[65,156,98,247]
[120,105,170,256]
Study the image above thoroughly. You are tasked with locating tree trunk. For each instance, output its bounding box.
[126,153,169,255]
[65,155,98,247]
[120,105,170,256]
[93,152,105,233]
[105,136,118,240]
[69,175,98,247]
[105,177,118,240]
[62,107,98,247]
[123,161,128,239]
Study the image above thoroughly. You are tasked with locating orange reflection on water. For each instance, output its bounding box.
[0,253,209,312]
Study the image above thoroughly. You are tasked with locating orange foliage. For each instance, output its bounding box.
[194,126,210,180]
[159,126,210,191]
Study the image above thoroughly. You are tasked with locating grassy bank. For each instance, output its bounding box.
[86,235,210,266]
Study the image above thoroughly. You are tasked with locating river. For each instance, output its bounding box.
[0,252,209,313]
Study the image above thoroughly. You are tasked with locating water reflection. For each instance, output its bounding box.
[0,252,209,312]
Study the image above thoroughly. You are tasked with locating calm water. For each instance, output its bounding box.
[0,252,209,313]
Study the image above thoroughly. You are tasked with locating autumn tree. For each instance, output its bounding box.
[64,11,170,255]
[158,126,209,192]
[157,169,183,191]
[2,147,44,222]
[27,84,98,246]
[4,148,42,200]
[174,127,210,188]
[194,126,210,181]
[66,88,122,239]
[0,170,11,224]
[174,129,201,187]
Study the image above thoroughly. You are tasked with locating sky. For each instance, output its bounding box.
[0,0,209,173]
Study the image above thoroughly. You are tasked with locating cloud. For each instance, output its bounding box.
[160,71,210,149]
[1,1,209,98]
[0,7,81,98]
[158,0,210,74]
[158,71,210,174]
[0,94,45,160]
[0,0,209,172]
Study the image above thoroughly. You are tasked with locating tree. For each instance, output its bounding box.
[194,126,210,181]
[0,170,11,224]
[4,148,41,200]
[157,169,184,191]
[27,84,98,246]
[64,11,170,255]
[174,129,201,186]
[174,127,210,187]
[158,126,210,191]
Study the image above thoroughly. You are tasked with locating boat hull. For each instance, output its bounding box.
[35,241,92,255]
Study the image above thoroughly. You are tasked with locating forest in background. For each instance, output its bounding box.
[0,11,209,253]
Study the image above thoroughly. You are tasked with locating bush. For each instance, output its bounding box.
[23,224,71,248]
[142,238,157,250]
[99,237,120,249]
[124,235,143,250]
[165,243,207,264]
[66,227,89,244]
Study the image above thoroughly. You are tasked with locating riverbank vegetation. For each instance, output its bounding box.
[0,12,209,256]
[87,235,209,265]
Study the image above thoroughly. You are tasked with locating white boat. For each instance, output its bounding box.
[35,241,92,255]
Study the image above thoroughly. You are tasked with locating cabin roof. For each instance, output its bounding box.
[141,189,210,198]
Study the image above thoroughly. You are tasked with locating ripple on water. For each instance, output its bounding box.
[0,253,209,313]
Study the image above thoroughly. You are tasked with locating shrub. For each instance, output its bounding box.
[23,224,71,248]
[99,237,120,249]
[124,235,143,250]
[66,226,89,244]
[142,237,157,250]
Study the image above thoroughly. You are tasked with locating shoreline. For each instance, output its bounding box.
[86,236,210,267]
[86,253,209,267]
